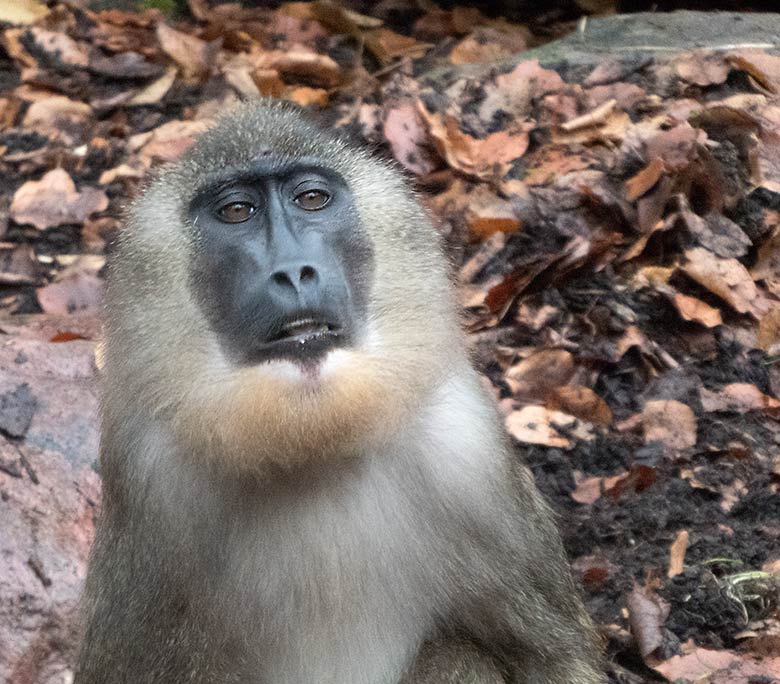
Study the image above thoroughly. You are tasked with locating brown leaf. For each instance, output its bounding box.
[626,586,670,662]
[465,189,521,241]
[547,386,612,427]
[645,124,704,171]
[668,529,689,578]
[571,471,626,505]
[477,60,564,126]
[624,157,664,202]
[449,25,529,65]
[37,270,102,316]
[419,104,531,180]
[156,23,218,82]
[751,227,780,292]
[653,648,742,682]
[727,51,780,93]
[21,95,92,144]
[287,87,328,108]
[10,169,108,231]
[607,464,657,500]
[671,292,723,328]
[505,406,592,449]
[0,0,48,25]
[680,247,768,318]
[642,399,697,450]
[571,465,657,505]
[0,244,41,285]
[268,47,342,88]
[307,0,382,35]
[505,349,575,401]
[364,28,430,64]
[701,383,780,414]
[383,104,438,176]
[127,66,177,106]
[675,52,729,87]
[132,119,211,163]
[27,27,89,68]
[758,307,780,354]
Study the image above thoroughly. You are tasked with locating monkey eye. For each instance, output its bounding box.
[294,189,330,211]
[217,201,255,224]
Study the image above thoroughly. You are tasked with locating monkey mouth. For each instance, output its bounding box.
[240,311,350,364]
[270,318,341,344]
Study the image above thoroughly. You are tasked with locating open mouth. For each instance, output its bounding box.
[268,318,342,344]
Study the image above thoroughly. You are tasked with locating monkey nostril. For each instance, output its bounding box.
[272,271,292,287]
[271,266,319,291]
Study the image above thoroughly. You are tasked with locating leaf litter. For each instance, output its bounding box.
[0,2,778,682]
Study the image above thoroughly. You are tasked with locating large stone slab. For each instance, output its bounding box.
[426,11,780,83]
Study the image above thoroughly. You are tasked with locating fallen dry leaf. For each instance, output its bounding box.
[642,399,697,450]
[701,383,780,413]
[671,292,723,328]
[547,386,612,427]
[675,52,730,87]
[10,169,108,231]
[571,471,627,505]
[758,307,780,354]
[624,157,665,202]
[627,586,670,662]
[505,349,575,401]
[571,465,657,505]
[0,244,41,285]
[156,22,218,82]
[287,87,328,108]
[37,272,102,316]
[449,25,529,65]
[505,405,592,449]
[419,104,532,179]
[459,232,506,285]
[668,529,690,578]
[479,60,565,123]
[681,247,768,318]
[656,648,736,680]
[645,124,704,171]
[267,47,342,88]
[727,51,780,93]
[364,28,431,64]
[751,227,780,293]
[26,27,89,68]
[36,257,103,316]
[127,66,178,106]
[383,104,438,176]
[21,96,92,144]
[0,0,47,24]
[132,119,211,163]
[465,189,521,241]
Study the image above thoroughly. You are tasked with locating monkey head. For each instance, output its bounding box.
[104,101,462,473]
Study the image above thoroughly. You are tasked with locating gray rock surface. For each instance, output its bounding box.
[426,11,780,83]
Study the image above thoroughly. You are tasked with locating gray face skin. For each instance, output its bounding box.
[188,157,374,366]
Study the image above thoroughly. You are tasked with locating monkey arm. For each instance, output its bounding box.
[400,638,507,684]
[451,461,607,684]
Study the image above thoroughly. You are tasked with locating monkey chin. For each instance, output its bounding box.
[170,344,420,476]
[253,346,354,386]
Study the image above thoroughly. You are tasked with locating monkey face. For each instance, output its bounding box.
[107,101,463,466]
[187,158,373,367]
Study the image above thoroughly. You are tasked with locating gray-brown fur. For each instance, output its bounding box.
[75,100,605,684]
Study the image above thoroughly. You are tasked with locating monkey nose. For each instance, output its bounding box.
[269,264,320,295]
